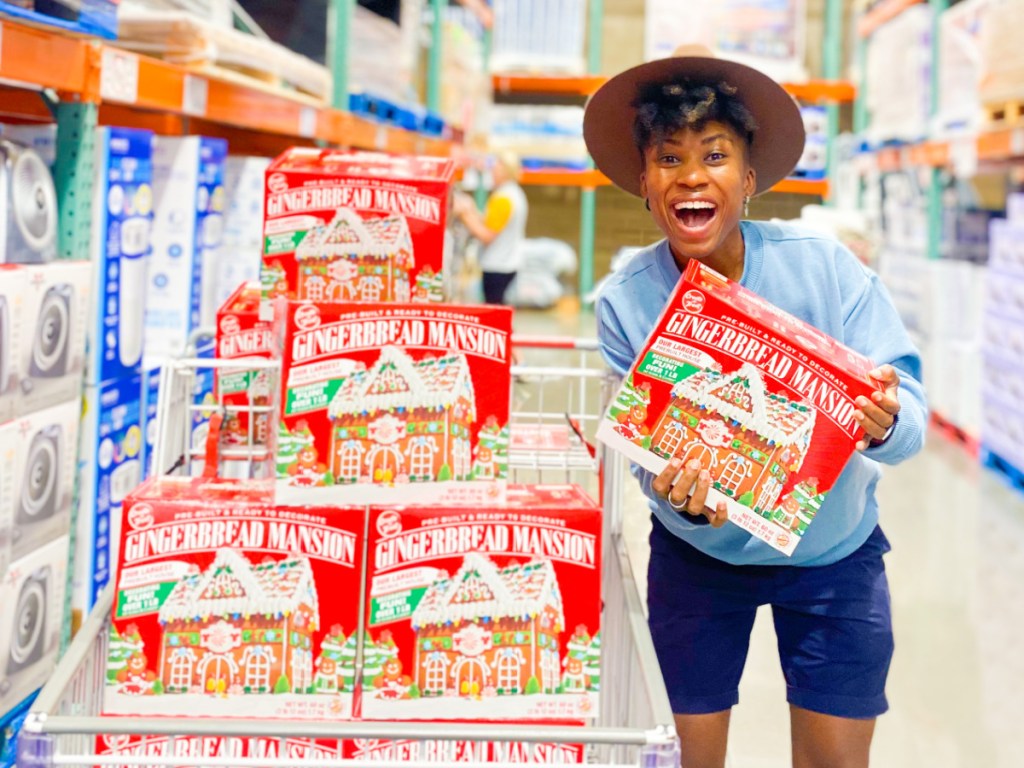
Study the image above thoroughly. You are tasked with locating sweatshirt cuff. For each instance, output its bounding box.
[863,403,926,465]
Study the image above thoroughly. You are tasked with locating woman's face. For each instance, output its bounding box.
[639,120,756,269]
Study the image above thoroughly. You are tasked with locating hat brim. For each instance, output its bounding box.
[583,55,806,197]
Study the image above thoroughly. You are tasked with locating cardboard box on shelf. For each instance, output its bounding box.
[274,301,513,504]
[0,536,69,721]
[0,399,80,565]
[73,375,144,619]
[261,149,455,313]
[88,126,155,384]
[144,136,227,360]
[597,260,883,556]
[17,262,92,414]
[140,363,162,480]
[104,477,366,720]
[362,484,601,722]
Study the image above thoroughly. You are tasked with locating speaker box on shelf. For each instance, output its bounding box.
[17,262,92,414]
[0,266,27,422]
[0,139,58,266]
[0,535,68,721]
[0,400,80,563]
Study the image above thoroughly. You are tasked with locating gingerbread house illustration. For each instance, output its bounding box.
[649,362,816,515]
[409,553,565,698]
[296,208,413,302]
[157,549,320,696]
[328,346,476,484]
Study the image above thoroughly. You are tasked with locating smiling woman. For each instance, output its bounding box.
[589,44,929,768]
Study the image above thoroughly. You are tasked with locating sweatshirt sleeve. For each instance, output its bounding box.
[595,291,636,378]
[842,268,928,465]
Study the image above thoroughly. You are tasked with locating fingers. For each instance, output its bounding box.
[706,500,729,528]
[652,458,701,516]
[869,364,900,391]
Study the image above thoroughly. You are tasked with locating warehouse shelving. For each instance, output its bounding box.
[857,0,924,38]
[521,168,831,197]
[0,18,454,156]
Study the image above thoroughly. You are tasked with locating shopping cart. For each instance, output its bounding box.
[15,335,679,768]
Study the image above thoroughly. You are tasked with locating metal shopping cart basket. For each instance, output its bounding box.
[16,334,679,768]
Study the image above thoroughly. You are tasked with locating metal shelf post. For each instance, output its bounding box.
[927,0,948,261]
[824,0,842,204]
[427,0,449,113]
[328,0,355,110]
[580,0,604,306]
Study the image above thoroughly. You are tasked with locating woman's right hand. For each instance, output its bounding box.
[651,457,729,528]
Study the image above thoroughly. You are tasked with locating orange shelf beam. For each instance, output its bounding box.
[858,0,923,38]
[782,80,857,103]
[770,178,829,196]
[522,168,827,196]
[493,74,607,97]
[0,20,95,96]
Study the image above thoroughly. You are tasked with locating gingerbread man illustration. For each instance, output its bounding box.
[117,651,156,695]
[373,658,412,700]
[289,445,329,486]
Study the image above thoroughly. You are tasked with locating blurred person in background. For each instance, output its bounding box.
[453,150,529,305]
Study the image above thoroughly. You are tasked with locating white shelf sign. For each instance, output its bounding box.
[182,75,208,117]
[375,125,388,151]
[100,49,140,104]
[1012,129,1024,157]
[298,107,317,138]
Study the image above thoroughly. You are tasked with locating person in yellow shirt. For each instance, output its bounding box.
[454,151,529,305]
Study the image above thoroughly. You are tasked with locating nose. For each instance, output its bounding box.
[676,157,710,188]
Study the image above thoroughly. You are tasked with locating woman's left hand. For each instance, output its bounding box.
[854,365,901,451]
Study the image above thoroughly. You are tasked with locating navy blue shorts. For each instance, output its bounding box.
[647,519,894,719]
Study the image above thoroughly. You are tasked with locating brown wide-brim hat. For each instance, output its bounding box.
[583,45,805,197]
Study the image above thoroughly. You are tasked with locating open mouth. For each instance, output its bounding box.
[673,200,717,230]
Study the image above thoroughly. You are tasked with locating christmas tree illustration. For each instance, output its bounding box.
[607,375,651,423]
[416,267,445,302]
[584,632,601,691]
[276,420,315,479]
[472,417,509,480]
[107,624,144,685]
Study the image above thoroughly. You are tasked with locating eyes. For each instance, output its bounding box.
[657,150,728,165]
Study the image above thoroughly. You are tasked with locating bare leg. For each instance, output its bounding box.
[790,705,875,768]
[675,710,731,768]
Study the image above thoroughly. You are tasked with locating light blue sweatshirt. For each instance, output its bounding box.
[596,220,928,567]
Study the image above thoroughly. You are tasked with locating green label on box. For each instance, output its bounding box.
[639,352,699,384]
[370,587,428,625]
[265,231,306,255]
[219,370,252,395]
[285,379,345,415]
[117,582,176,619]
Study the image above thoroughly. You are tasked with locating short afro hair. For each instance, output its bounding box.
[632,79,758,154]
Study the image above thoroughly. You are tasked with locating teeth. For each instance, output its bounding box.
[674,201,716,210]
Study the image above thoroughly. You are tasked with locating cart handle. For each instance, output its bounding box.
[512,335,599,351]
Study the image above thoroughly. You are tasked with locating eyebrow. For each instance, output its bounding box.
[659,133,735,148]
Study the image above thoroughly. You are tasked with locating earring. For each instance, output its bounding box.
[743,195,750,217]
[645,199,651,211]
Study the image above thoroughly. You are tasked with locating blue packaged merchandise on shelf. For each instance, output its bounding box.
[0,0,118,38]
[140,363,162,480]
[73,374,144,618]
[144,136,227,360]
[89,126,155,385]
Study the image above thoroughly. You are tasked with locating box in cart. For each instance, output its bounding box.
[0,536,69,721]
[261,149,454,312]
[96,734,345,764]
[73,374,144,619]
[88,126,155,384]
[104,476,366,720]
[144,136,227,360]
[275,301,513,504]
[597,260,884,556]
[0,266,28,423]
[0,399,80,566]
[17,262,92,414]
[343,736,585,764]
[362,484,601,721]
[215,282,275,477]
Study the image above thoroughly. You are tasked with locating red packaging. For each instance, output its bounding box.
[96,735,344,766]
[104,477,365,720]
[215,282,275,466]
[344,737,585,764]
[275,301,513,504]
[363,484,602,721]
[597,260,883,556]
[261,149,454,308]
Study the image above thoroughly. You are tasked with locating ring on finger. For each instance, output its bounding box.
[668,496,689,511]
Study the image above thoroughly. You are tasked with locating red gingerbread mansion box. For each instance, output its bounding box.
[261,149,453,309]
[275,301,513,504]
[104,477,365,720]
[215,283,276,472]
[597,261,883,556]
[362,485,602,722]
